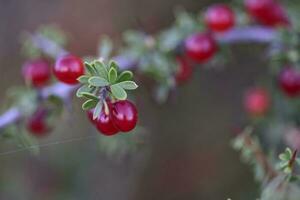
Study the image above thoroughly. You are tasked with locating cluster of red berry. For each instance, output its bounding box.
[22,53,138,137]
[176,0,289,86]
[87,100,137,136]
[21,0,291,135]
[22,54,85,136]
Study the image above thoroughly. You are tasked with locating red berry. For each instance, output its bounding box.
[185,33,217,63]
[278,67,300,97]
[175,57,193,84]
[53,54,84,85]
[244,88,270,116]
[95,109,119,136]
[22,59,51,87]
[111,100,138,132]
[26,109,50,136]
[204,4,235,32]
[244,0,289,27]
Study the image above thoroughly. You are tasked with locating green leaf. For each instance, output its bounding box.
[110,84,127,100]
[80,92,99,101]
[109,60,119,71]
[88,76,109,87]
[76,85,92,97]
[117,81,138,90]
[117,71,133,82]
[93,60,108,79]
[285,148,293,159]
[99,36,113,59]
[85,62,97,75]
[93,101,103,120]
[77,75,90,84]
[108,67,118,83]
[279,153,290,161]
[82,99,98,110]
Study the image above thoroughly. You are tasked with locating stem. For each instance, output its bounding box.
[242,131,278,181]
[0,26,278,131]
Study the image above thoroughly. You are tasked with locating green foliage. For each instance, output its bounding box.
[21,24,67,59]
[97,126,146,158]
[76,59,138,119]
[231,127,268,182]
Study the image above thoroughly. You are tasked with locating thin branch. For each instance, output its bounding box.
[241,128,278,181]
[0,26,278,130]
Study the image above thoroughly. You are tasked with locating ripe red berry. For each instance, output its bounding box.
[278,67,300,97]
[175,57,193,84]
[244,88,270,116]
[53,54,84,85]
[111,100,138,132]
[244,0,289,27]
[204,4,235,32]
[26,108,50,136]
[22,59,51,87]
[185,33,217,63]
[95,109,119,136]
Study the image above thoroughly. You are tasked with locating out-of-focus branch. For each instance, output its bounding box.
[216,26,277,43]
[0,26,278,130]
[240,129,278,181]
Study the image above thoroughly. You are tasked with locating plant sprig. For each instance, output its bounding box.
[76,59,138,120]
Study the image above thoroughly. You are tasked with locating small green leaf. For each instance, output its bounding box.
[108,68,118,83]
[81,92,99,101]
[109,60,119,71]
[85,62,97,75]
[110,84,127,100]
[93,101,103,120]
[117,81,138,90]
[82,99,98,110]
[279,153,290,161]
[99,36,113,59]
[76,85,92,97]
[93,60,108,79]
[117,71,133,82]
[88,77,109,87]
[77,75,90,84]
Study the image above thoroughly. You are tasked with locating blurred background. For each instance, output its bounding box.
[0,0,268,199]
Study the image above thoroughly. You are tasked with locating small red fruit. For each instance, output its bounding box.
[53,54,84,84]
[175,57,193,84]
[244,88,270,116]
[204,4,235,32]
[95,109,119,136]
[26,108,50,136]
[185,33,217,63]
[22,59,51,87]
[111,100,138,132]
[244,0,289,27]
[278,67,300,97]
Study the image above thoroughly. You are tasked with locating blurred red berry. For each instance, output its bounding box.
[279,67,300,97]
[204,4,235,32]
[244,0,289,27]
[53,54,84,84]
[22,59,51,87]
[111,100,138,132]
[244,88,270,116]
[95,109,119,136]
[26,108,50,136]
[185,33,217,63]
[175,57,193,84]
